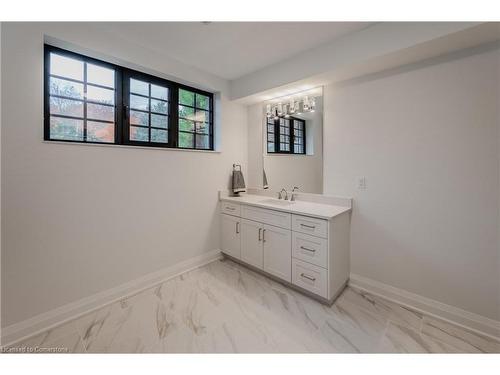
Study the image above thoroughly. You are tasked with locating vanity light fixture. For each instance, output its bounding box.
[266,93,317,118]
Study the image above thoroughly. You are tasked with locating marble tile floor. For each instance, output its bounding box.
[7,259,500,353]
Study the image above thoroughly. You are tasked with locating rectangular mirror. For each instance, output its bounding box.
[262,88,323,194]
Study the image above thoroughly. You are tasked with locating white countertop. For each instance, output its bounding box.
[220,193,351,220]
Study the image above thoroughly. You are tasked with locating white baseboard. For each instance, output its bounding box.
[349,273,500,341]
[1,249,222,346]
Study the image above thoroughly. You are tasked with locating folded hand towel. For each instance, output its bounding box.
[232,166,246,194]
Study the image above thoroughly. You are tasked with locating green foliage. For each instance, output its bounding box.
[151,100,168,114]
[179,132,194,148]
[179,89,194,106]
[179,119,194,132]
[179,105,194,119]
[196,94,209,110]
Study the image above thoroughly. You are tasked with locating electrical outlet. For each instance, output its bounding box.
[357,176,367,190]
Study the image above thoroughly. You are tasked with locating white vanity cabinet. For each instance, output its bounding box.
[240,218,292,282]
[220,213,241,259]
[262,224,291,281]
[240,218,264,268]
[220,197,350,304]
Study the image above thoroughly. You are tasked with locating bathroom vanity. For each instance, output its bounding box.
[219,191,351,304]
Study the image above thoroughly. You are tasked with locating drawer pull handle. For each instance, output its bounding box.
[226,207,236,211]
[236,222,240,234]
[258,228,262,241]
[300,246,316,253]
[300,223,316,229]
[300,273,316,282]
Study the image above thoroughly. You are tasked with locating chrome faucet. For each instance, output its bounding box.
[278,188,288,200]
[290,186,299,201]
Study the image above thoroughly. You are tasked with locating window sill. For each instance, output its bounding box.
[265,153,314,157]
[43,140,221,154]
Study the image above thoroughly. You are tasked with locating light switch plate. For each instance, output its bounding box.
[357,176,367,190]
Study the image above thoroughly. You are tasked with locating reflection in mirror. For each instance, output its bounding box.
[262,87,323,194]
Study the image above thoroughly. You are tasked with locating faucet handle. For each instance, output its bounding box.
[279,188,287,200]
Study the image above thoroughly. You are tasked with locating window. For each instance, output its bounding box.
[266,117,275,153]
[46,49,117,143]
[292,119,305,154]
[44,45,214,150]
[123,71,172,147]
[178,88,213,150]
[266,116,306,154]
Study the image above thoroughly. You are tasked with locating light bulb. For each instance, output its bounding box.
[294,100,300,114]
[303,96,310,112]
[310,97,316,112]
[266,104,272,118]
[284,103,290,118]
[289,99,295,114]
[277,103,283,116]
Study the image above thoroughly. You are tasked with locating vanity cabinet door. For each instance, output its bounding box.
[240,219,264,269]
[221,214,241,259]
[263,224,292,282]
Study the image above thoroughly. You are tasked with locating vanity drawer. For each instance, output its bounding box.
[220,201,241,217]
[292,231,328,268]
[292,258,328,298]
[241,205,291,229]
[292,214,328,238]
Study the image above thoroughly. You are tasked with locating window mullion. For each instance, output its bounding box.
[148,83,152,142]
[83,62,88,141]
[171,84,179,148]
[193,93,197,149]
[274,118,279,153]
[115,68,123,144]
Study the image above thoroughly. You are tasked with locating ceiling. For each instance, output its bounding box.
[99,22,375,80]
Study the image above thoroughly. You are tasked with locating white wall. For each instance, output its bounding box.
[1,23,247,327]
[324,47,500,320]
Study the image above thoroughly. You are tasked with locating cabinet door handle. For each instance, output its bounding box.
[258,228,262,241]
[262,229,266,243]
[300,273,316,282]
[300,223,316,229]
[226,206,235,211]
[236,222,240,234]
[300,246,316,253]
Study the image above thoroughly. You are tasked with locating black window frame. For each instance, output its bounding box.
[177,84,214,150]
[266,116,306,155]
[44,44,214,150]
[122,69,174,148]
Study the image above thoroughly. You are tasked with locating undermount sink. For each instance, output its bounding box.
[259,198,296,206]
